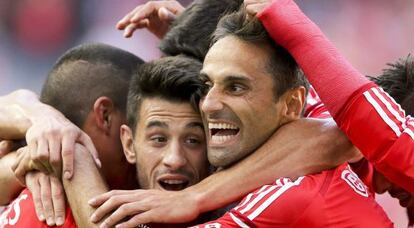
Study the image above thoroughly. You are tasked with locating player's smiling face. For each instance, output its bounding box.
[200,36,285,167]
[122,98,209,191]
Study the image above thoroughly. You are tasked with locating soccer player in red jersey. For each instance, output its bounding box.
[246,0,414,195]
[0,43,143,227]
[193,9,391,227]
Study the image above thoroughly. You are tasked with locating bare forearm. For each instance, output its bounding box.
[0,89,40,139]
[190,118,356,213]
[63,145,108,227]
[0,152,24,205]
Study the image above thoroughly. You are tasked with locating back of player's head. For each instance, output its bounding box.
[371,55,414,115]
[126,55,203,133]
[40,43,144,127]
[159,0,242,61]
[212,9,308,99]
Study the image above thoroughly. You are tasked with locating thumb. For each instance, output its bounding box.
[158,7,176,22]
[0,140,14,157]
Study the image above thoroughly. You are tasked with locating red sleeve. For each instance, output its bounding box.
[193,177,324,227]
[338,84,414,194]
[257,0,414,195]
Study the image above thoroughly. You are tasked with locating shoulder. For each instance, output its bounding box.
[232,176,326,226]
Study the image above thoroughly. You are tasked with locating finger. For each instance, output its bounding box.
[36,138,50,165]
[244,2,269,16]
[48,138,62,174]
[90,193,132,223]
[11,149,24,172]
[26,173,46,221]
[88,190,130,207]
[50,177,66,226]
[29,140,38,163]
[158,7,176,22]
[100,202,145,228]
[12,153,28,185]
[61,133,76,179]
[0,140,14,157]
[130,2,157,23]
[123,23,140,38]
[39,175,56,226]
[78,133,100,168]
[117,6,143,30]
[130,1,183,23]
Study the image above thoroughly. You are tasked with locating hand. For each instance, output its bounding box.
[26,172,66,226]
[12,146,49,185]
[244,0,271,17]
[116,0,185,39]
[26,107,100,180]
[89,189,200,228]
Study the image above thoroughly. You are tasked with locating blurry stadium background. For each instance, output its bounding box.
[0,0,413,226]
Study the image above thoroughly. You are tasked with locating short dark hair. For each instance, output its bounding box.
[127,55,203,132]
[40,43,144,127]
[370,55,414,115]
[159,0,242,61]
[212,9,308,98]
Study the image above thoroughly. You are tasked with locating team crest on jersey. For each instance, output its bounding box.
[341,167,369,197]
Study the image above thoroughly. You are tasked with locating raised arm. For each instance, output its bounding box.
[63,144,109,228]
[88,118,358,227]
[248,0,414,194]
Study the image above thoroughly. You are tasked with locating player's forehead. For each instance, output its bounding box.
[137,97,203,132]
[203,36,271,83]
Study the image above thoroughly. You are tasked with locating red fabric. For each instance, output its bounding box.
[194,164,392,227]
[0,189,76,228]
[304,86,331,119]
[338,84,414,195]
[258,0,414,195]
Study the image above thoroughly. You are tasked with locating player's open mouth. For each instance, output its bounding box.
[209,122,240,144]
[158,179,189,191]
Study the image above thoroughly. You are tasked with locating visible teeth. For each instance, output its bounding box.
[211,135,235,143]
[162,180,185,185]
[209,123,238,130]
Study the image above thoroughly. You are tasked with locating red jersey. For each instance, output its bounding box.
[0,189,76,228]
[304,86,331,119]
[194,164,392,227]
[257,0,414,195]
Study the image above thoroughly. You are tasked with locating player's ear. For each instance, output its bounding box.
[120,124,136,164]
[93,96,114,135]
[280,86,306,122]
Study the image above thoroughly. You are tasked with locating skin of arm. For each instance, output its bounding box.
[89,118,359,226]
[0,89,36,139]
[0,152,23,205]
[63,144,109,228]
[0,89,100,181]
